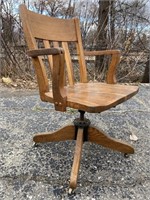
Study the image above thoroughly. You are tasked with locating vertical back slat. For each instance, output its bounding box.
[43,40,53,72]
[53,41,59,47]
[74,18,87,83]
[52,41,66,86]
[62,42,74,86]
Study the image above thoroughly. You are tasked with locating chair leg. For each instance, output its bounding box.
[33,124,75,143]
[70,128,84,190]
[88,125,134,154]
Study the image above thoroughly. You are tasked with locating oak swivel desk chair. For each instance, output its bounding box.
[20,4,139,190]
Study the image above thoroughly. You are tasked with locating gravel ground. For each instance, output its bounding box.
[0,84,150,200]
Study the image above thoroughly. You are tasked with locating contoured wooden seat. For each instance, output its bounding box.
[20,5,139,190]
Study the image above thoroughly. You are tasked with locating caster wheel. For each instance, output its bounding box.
[124,153,129,158]
[68,188,74,194]
[68,186,76,194]
[33,142,39,147]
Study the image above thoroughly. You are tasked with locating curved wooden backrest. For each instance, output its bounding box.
[22,9,77,42]
[19,4,87,97]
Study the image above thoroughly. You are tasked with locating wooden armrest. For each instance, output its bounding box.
[27,47,64,57]
[84,50,121,84]
[84,50,120,56]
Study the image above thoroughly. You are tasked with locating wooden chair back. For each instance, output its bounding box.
[19,5,87,96]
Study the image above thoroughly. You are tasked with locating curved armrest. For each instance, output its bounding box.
[27,47,64,57]
[28,47,67,112]
[84,50,121,84]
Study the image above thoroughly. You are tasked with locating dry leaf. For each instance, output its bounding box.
[126,122,138,141]
[2,77,12,85]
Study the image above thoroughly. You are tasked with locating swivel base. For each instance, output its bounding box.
[33,110,134,190]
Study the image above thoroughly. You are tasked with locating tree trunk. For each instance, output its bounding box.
[110,1,115,43]
[95,0,110,78]
[0,1,2,75]
[142,54,150,83]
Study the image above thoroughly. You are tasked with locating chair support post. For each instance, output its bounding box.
[73,110,91,141]
[78,110,85,120]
